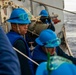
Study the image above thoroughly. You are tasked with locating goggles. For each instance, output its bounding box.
[43,38,61,47]
[47,56,72,71]
[10,13,28,21]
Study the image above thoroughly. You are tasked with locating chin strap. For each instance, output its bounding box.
[47,52,51,75]
[17,24,21,34]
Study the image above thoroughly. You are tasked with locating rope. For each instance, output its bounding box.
[28,29,39,36]
[13,47,39,66]
[30,0,76,15]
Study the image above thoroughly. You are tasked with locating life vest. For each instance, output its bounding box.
[7,31,34,75]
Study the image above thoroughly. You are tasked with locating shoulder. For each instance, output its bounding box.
[14,39,25,47]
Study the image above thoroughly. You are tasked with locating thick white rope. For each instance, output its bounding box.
[13,47,39,66]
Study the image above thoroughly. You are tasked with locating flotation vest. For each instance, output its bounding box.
[7,31,34,75]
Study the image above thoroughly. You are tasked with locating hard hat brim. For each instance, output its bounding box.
[35,37,44,46]
[7,18,31,24]
[36,37,61,47]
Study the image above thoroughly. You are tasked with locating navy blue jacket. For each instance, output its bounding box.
[0,27,21,75]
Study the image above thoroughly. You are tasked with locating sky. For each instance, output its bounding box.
[64,0,76,11]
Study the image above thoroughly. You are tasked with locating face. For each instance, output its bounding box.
[43,47,56,55]
[18,24,29,35]
[47,48,56,55]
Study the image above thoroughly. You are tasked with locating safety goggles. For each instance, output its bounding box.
[47,56,72,71]
[43,38,61,48]
[10,13,28,21]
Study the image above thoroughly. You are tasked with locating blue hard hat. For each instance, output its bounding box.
[36,56,76,75]
[35,29,61,47]
[39,10,48,17]
[7,8,31,24]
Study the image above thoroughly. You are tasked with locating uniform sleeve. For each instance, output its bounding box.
[14,40,32,75]
[47,23,55,31]
[56,46,76,65]
[0,26,21,75]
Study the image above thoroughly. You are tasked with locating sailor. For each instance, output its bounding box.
[0,26,21,75]
[36,56,76,75]
[6,8,34,75]
[32,29,76,72]
[26,9,55,47]
[26,16,38,47]
[39,9,55,31]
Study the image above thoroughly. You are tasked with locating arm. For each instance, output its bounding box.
[47,17,55,31]
[14,40,32,75]
[56,46,76,65]
[47,23,55,31]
